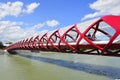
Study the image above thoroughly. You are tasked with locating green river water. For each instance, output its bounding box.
[0,50,120,80]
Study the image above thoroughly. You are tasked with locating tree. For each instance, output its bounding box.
[0,41,4,49]
[6,42,13,44]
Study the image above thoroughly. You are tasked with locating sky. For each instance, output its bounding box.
[0,0,120,43]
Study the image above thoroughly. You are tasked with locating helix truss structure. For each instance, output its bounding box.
[6,15,120,56]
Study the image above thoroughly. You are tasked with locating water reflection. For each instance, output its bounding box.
[17,53,120,79]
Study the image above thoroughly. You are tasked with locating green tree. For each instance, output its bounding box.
[6,42,13,44]
[0,41,4,49]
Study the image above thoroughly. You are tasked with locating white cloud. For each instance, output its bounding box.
[0,19,60,43]
[46,20,59,27]
[82,0,120,20]
[8,1,23,17]
[32,23,45,30]
[25,2,40,13]
[0,1,23,18]
[0,21,38,43]
[32,20,60,30]
[0,21,26,42]
[0,1,40,19]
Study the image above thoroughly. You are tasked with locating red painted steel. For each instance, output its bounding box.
[6,15,120,55]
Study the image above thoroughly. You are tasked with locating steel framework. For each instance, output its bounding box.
[6,15,120,56]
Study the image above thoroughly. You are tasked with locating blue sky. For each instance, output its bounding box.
[0,0,120,43]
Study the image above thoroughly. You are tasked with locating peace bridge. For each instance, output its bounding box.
[6,15,120,56]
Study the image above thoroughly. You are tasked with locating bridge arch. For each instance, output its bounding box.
[47,30,61,51]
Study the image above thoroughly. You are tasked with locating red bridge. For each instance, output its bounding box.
[6,15,120,56]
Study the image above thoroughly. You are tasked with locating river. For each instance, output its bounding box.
[0,50,120,80]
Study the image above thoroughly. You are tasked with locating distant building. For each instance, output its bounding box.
[4,43,10,47]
